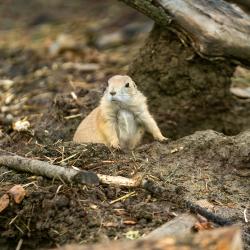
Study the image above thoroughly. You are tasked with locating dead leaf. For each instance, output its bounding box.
[0,194,10,212]
[124,230,140,240]
[193,222,214,232]
[13,120,30,132]
[114,208,127,216]
[170,146,184,154]
[0,128,4,138]
[49,34,77,56]
[230,87,250,98]
[8,185,26,204]
[89,204,98,209]
[0,79,14,90]
[62,62,100,72]
[102,222,118,227]
[195,199,214,211]
[234,66,250,78]
[123,220,137,225]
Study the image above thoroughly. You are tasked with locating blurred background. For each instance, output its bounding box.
[0,0,152,79]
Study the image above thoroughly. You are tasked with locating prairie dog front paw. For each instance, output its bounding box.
[154,134,168,142]
[110,139,120,149]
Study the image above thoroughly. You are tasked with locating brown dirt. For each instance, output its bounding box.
[129,25,250,139]
[0,1,249,250]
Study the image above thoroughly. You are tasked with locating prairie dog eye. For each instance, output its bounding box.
[125,83,129,88]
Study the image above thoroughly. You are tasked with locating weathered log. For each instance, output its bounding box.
[145,213,199,239]
[0,152,99,185]
[120,0,250,64]
[186,200,234,226]
[225,0,250,13]
[53,226,242,250]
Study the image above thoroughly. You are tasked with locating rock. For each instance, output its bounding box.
[49,34,77,57]
[62,62,100,72]
[0,129,3,138]
[95,22,153,49]
[95,32,124,49]
[54,195,70,208]
[0,79,14,90]
[233,66,250,79]
[12,120,31,132]
[230,87,250,98]
[29,13,56,26]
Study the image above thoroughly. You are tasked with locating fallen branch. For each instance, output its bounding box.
[0,152,150,189]
[186,200,234,226]
[52,226,242,250]
[121,0,250,65]
[98,173,141,187]
[0,154,99,185]
[146,213,199,239]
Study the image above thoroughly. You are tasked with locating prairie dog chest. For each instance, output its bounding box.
[117,109,137,140]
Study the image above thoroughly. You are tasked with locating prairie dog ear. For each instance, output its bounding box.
[132,80,137,89]
[106,75,114,85]
[127,76,137,89]
[101,82,108,93]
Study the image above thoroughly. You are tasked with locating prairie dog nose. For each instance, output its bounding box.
[110,91,116,96]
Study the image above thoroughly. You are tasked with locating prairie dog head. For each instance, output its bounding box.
[105,75,137,103]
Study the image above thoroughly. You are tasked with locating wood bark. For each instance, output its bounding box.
[145,213,198,239]
[0,152,141,187]
[0,153,99,185]
[120,0,250,65]
[53,226,242,250]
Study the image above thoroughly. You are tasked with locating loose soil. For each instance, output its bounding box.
[0,1,249,250]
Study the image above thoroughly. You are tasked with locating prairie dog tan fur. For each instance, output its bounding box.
[73,75,167,149]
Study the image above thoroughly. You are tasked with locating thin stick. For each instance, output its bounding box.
[15,238,23,250]
[97,174,141,187]
[243,208,248,223]
[64,114,82,120]
[110,191,136,204]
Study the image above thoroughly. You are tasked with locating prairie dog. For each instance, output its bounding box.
[73,75,167,149]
